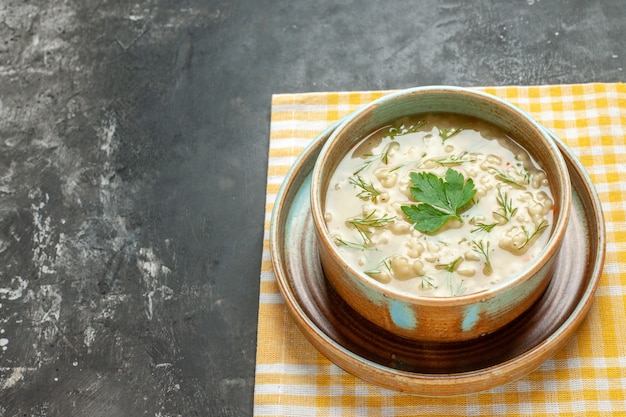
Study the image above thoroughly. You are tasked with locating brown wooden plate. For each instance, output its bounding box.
[269,123,605,396]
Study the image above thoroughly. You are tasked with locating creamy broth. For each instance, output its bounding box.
[324,113,553,297]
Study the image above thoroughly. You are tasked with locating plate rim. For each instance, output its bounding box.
[269,122,606,396]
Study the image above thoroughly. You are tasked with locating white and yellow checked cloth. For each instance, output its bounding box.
[255,84,626,416]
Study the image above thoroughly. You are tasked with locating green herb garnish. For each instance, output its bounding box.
[494,188,517,223]
[436,256,463,273]
[448,277,467,296]
[518,220,549,250]
[334,236,368,250]
[433,151,476,166]
[471,221,498,233]
[401,169,476,233]
[348,211,395,244]
[490,166,529,188]
[471,240,492,273]
[438,126,464,141]
[365,257,392,276]
[388,120,427,139]
[353,154,377,175]
[380,142,394,165]
[436,256,466,296]
[419,275,436,290]
[349,175,381,203]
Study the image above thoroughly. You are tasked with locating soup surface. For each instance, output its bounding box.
[324,113,553,297]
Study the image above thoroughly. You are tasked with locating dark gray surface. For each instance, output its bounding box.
[0,0,623,416]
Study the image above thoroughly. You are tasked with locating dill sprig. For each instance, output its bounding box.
[365,257,392,276]
[380,142,395,165]
[388,152,428,173]
[471,240,493,273]
[471,221,498,233]
[433,151,476,166]
[448,274,467,296]
[349,175,381,203]
[489,166,529,188]
[353,153,377,175]
[334,236,367,250]
[519,167,532,185]
[494,188,518,223]
[435,256,466,296]
[518,220,549,250]
[388,120,427,139]
[388,164,404,173]
[436,256,463,273]
[419,275,436,290]
[353,140,403,172]
[347,211,395,244]
[438,126,464,141]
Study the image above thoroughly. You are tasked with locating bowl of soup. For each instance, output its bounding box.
[310,86,571,342]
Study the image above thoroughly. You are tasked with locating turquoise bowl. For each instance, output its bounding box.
[309,86,571,342]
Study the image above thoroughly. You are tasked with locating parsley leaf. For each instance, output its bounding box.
[401,169,476,233]
[402,203,456,233]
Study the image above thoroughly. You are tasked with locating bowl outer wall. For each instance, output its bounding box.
[310,86,572,342]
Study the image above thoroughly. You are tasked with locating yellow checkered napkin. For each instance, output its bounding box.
[255,84,626,416]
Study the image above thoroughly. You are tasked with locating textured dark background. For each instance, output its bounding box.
[0,1,624,416]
